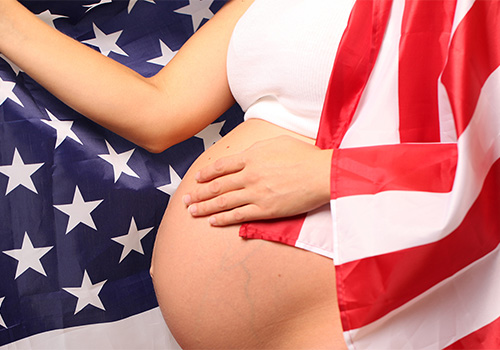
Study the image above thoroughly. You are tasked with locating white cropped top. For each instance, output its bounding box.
[227,0,356,139]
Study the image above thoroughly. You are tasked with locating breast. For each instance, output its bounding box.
[226,0,355,138]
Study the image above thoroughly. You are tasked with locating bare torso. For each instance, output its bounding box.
[151,119,346,349]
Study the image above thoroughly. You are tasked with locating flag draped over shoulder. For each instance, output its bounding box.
[0,0,242,348]
[318,0,500,348]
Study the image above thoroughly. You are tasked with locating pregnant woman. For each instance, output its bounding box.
[0,0,354,348]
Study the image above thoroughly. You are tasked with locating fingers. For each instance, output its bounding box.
[186,188,249,218]
[183,172,245,206]
[195,154,246,182]
[208,204,260,227]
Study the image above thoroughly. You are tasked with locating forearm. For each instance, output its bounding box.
[0,0,170,151]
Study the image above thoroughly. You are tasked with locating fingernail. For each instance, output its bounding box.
[183,194,191,206]
[188,204,197,215]
[208,216,217,226]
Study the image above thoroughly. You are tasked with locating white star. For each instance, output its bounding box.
[127,0,155,14]
[82,24,128,57]
[41,109,83,149]
[0,148,44,195]
[111,217,153,263]
[147,40,177,66]
[174,0,214,32]
[54,186,103,234]
[83,0,112,13]
[98,140,139,183]
[63,270,107,315]
[0,75,23,107]
[195,121,224,150]
[2,232,53,279]
[157,166,182,196]
[0,297,5,328]
[0,54,22,76]
[35,10,67,29]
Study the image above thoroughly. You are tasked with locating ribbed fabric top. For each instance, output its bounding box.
[227,0,355,139]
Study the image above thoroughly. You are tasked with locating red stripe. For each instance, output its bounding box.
[331,143,457,199]
[337,157,500,331]
[441,0,500,137]
[398,0,456,142]
[239,214,306,246]
[444,316,500,349]
[316,0,393,150]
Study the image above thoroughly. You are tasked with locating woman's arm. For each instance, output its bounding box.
[0,0,252,153]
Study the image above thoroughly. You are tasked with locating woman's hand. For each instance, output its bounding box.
[183,135,333,226]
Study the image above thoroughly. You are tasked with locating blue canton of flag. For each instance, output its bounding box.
[0,0,243,348]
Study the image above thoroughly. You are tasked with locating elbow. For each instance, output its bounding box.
[136,127,184,154]
[138,135,172,154]
[132,104,180,154]
[141,143,167,154]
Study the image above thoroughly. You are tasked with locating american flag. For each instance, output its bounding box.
[323,0,500,348]
[0,0,242,348]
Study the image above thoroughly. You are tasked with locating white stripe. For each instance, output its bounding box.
[333,66,500,264]
[345,242,500,349]
[340,0,405,148]
[3,307,181,350]
[438,79,457,142]
[296,204,334,258]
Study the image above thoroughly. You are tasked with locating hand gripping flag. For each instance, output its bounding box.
[243,0,500,348]
[0,0,242,348]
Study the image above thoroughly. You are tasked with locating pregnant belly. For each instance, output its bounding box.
[151,119,345,349]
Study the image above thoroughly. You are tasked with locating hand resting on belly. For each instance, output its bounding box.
[183,120,333,226]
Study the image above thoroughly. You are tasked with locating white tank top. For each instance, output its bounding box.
[226,0,356,139]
